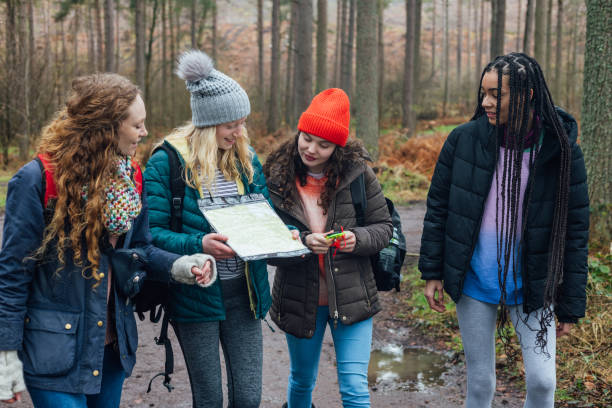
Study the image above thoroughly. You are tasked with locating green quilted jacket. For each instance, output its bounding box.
[143,135,272,322]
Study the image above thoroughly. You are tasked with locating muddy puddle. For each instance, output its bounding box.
[368,344,449,391]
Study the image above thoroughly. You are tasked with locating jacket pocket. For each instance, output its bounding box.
[21,308,80,377]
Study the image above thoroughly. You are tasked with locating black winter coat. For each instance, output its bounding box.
[419,108,589,323]
[265,152,393,338]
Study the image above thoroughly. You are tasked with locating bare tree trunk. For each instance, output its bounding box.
[456,0,462,84]
[315,0,327,92]
[338,0,347,88]
[340,0,356,98]
[17,1,29,159]
[355,0,378,156]
[524,0,534,54]
[94,0,104,71]
[161,0,168,115]
[334,0,342,86]
[61,17,68,101]
[477,0,484,79]
[568,5,579,112]
[554,0,563,99]
[431,0,436,77]
[267,0,281,133]
[490,0,505,59]
[467,0,473,92]
[402,0,416,133]
[534,0,545,63]
[212,1,217,60]
[169,0,177,123]
[145,0,159,110]
[195,2,209,49]
[191,0,196,49]
[378,0,385,125]
[545,0,552,72]
[87,6,96,72]
[3,0,17,167]
[442,0,449,116]
[104,0,115,71]
[257,0,264,103]
[27,0,37,132]
[114,0,120,72]
[135,0,146,91]
[347,0,356,98]
[284,1,297,125]
[294,0,313,119]
[73,6,80,77]
[517,0,522,50]
[414,0,422,102]
[582,0,612,242]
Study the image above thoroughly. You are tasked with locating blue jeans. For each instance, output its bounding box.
[286,306,372,408]
[28,345,126,408]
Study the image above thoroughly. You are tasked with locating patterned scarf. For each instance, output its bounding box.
[101,156,142,236]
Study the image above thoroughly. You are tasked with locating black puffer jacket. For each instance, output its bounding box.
[265,144,393,338]
[419,108,589,323]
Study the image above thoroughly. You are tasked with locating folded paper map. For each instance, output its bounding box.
[199,194,310,261]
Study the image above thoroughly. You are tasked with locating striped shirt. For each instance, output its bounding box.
[199,167,245,280]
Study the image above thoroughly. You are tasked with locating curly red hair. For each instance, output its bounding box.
[35,73,140,286]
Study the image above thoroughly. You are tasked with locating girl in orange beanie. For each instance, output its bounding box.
[264,88,393,408]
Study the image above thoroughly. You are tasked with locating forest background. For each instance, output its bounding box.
[0,0,610,405]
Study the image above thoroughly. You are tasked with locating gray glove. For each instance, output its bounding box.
[0,350,26,401]
[171,254,217,288]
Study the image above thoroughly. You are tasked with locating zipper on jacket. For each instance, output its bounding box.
[327,253,340,329]
[244,263,257,319]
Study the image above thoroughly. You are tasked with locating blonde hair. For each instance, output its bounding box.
[166,122,254,193]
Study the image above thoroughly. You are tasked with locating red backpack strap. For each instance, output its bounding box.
[132,159,143,195]
[37,153,57,207]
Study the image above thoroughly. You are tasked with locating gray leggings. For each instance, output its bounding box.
[173,276,263,408]
[456,295,556,408]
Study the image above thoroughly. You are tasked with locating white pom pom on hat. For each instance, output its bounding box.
[175,49,214,83]
[175,49,251,128]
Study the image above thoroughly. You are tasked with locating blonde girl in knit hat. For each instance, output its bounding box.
[263,88,393,408]
[143,50,271,408]
[0,73,212,407]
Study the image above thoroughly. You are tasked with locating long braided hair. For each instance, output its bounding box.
[472,53,571,353]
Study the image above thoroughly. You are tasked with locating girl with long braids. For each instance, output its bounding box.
[0,73,213,407]
[419,52,589,407]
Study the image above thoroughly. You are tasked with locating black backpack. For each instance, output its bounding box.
[134,141,188,392]
[350,172,406,292]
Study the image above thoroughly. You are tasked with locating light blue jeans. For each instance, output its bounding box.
[285,305,372,408]
[27,345,126,408]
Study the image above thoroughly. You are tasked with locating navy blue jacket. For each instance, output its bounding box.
[419,109,589,323]
[0,160,179,394]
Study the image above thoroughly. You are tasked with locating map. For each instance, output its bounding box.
[199,196,310,261]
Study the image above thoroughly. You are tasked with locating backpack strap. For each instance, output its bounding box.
[131,159,143,196]
[153,142,185,233]
[350,172,367,227]
[36,154,57,207]
[147,312,175,393]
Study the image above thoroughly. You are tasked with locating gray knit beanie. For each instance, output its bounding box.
[176,50,251,128]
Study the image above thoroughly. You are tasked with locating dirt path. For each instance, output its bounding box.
[3,204,525,407]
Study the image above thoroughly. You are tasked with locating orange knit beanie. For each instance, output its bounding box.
[297,88,350,147]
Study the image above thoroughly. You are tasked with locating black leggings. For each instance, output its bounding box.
[173,276,263,408]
